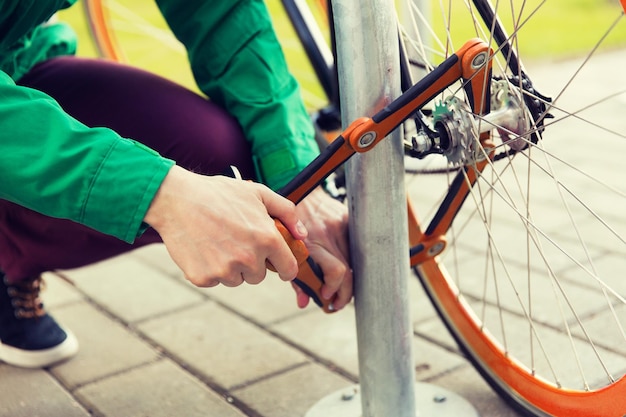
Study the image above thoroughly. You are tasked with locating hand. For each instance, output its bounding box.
[293,187,352,311]
[144,165,308,287]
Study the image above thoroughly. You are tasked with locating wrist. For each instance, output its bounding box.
[144,164,183,229]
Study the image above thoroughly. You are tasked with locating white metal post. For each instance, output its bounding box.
[334,0,416,416]
[306,1,479,415]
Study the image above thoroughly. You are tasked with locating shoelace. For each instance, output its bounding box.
[4,277,45,319]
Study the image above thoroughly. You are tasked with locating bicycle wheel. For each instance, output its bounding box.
[395,1,626,415]
[82,0,330,111]
[83,0,198,93]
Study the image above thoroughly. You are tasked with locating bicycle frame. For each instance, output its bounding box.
[280,0,338,106]
[282,0,525,105]
[276,0,558,313]
[281,0,550,172]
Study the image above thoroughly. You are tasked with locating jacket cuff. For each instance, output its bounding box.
[80,138,175,243]
[252,137,318,191]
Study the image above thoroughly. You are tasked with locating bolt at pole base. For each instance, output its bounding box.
[305,382,480,417]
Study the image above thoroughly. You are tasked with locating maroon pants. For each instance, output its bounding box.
[1,56,256,281]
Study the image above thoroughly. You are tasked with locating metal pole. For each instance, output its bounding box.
[333,1,416,416]
[306,2,480,416]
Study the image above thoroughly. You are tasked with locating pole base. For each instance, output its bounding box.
[305,382,480,417]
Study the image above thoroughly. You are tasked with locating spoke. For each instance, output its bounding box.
[472,158,617,384]
[536,13,624,128]
[473,160,626,306]
[107,1,184,51]
[462,166,563,384]
[401,1,444,69]
[479,149,587,384]
[519,142,614,385]
[524,145,535,374]
[539,90,626,140]
[515,149,626,245]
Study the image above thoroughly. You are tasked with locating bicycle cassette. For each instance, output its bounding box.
[432,96,480,165]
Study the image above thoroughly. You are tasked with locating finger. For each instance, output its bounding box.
[240,265,267,285]
[189,276,220,288]
[328,267,353,311]
[291,283,311,308]
[264,230,299,282]
[311,248,348,299]
[324,241,352,310]
[266,251,299,282]
[219,272,245,288]
[256,184,308,240]
[307,246,353,311]
[334,223,351,263]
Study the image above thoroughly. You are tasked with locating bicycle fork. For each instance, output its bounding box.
[279,38,495,313]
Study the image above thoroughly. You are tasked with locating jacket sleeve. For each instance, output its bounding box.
[155,0,320,190]
[0,71,174,242]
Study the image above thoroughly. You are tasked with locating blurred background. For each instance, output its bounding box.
[57,0,626,114]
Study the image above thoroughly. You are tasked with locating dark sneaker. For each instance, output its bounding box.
[0,273,78,368]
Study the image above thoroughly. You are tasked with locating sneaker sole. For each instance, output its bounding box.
[0,328,79,369]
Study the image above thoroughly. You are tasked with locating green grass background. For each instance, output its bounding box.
[57,0,626,110]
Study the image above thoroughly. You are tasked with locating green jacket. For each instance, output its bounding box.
[0,0,319,243]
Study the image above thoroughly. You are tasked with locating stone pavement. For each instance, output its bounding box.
[1,49,625,417]
[1,243,517,417]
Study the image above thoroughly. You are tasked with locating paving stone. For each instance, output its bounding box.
[137,301,308,390]
[49,301,161,389]
[0,365,89,417]
[232,363,353,417]
[42,272,84,309]
[197,269,310,325]
[427,364,523,417]
[407,272,441,323]
[128,243,182,278]
[271,306,466,381]
[571,303,626,355]
[61,255,205,323]
[271,307,360,376]
[131,246,311,325]
[74,359,246,417]
[412,336,466,381]
[414,316,461,353]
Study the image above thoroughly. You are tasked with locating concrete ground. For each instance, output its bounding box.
[1,243,517,417]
